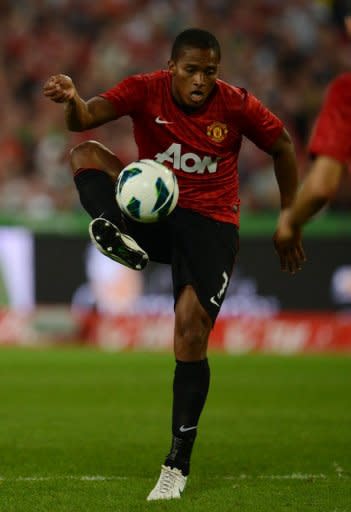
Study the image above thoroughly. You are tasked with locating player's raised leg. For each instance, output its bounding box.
[70,140,148,270]
[147,285,212,500]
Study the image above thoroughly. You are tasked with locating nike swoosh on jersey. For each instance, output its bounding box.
[155,116,174,124]
[179,425,197,433]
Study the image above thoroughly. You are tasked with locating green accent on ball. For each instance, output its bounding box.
[117,168,142,196]
[126,197,141,219]
[152,177,170,213]
[157,189,175,219]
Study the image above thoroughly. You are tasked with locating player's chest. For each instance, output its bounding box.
[138,105,240,152]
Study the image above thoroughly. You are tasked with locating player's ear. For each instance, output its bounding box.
[345,16,351,37]
[168,60,176,75]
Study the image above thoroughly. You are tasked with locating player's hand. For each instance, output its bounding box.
[273,210,306,274]
[43,74,76,103]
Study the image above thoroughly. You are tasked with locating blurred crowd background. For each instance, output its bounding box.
[1,0,351,218]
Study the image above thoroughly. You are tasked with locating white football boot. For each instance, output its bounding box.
[89,218,148,271]
[147,465,187,501]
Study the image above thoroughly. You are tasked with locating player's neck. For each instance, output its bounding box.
[172,98,200,114]
[170,84,216,115]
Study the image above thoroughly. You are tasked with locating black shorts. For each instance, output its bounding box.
[125,207,239,324]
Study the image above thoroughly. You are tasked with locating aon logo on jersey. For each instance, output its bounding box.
[155,143,218,174]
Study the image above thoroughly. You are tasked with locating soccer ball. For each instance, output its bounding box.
[116,159,179,223]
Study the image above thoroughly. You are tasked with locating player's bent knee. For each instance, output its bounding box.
[69,140,104,171]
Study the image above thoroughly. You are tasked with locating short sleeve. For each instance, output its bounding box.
[239,90,284,152]
[99,75,147,118]
[308,74,351,164]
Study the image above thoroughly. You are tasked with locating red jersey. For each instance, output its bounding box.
[100,70,283,225]
[309,73,351,164]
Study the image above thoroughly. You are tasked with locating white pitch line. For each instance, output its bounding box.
[0,475,128,483]
[259,473,327,480]
[0,473,348,483]
[223,473,343,481]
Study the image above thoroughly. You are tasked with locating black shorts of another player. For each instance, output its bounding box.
[125,207,239,324]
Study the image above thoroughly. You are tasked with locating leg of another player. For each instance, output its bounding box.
[148,285,212,500]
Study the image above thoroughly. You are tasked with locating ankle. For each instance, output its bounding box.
[165,435,195,476]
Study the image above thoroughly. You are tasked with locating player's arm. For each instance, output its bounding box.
[287,155,344,228]
[268,128,306,273]
[268,128,298,209]
[275,73,351,265]
[240,91,299,210]
[43,74,117,131]
[288,74,349,227]
[239,90,306,274]
[274,155,343,270]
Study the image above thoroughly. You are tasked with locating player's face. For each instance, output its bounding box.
[168,47,219,108]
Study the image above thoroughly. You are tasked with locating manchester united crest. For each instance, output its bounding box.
[206,121,228,142]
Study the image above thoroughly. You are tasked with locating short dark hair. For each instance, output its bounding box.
[171,28,221,62]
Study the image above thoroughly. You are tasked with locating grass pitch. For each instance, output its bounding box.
[0,347,350,511]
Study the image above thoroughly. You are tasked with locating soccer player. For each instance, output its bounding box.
[43,28,304,500]
[274,15,351,255]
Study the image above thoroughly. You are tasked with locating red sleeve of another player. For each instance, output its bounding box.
[240,91,284,152]
[308,74,351,164]
[99,75,147,117]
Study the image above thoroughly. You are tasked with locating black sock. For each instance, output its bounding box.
[73,168,124,226]
[165,358,210,475]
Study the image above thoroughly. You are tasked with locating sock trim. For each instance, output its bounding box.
[73,167,106,178]
[175,358,208,367]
